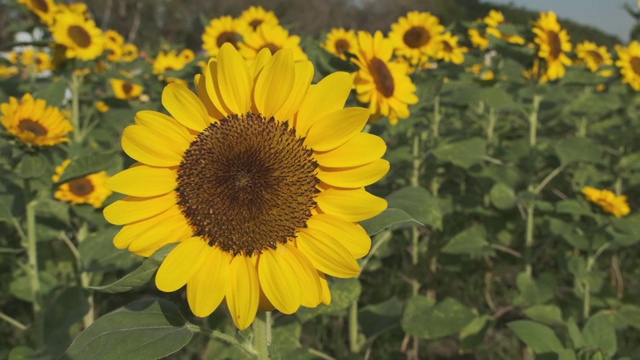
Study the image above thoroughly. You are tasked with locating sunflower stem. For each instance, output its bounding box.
[528,94,541,148]
[432,95,441,140]
[410,132,421,266]
[24,179,44,348]
[252,311,271,360]
[525,94,542,277]
[70,73,83,143]
[487,107,497,144]
[348,300,361,353]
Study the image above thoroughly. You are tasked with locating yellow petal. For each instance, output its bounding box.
[226,255,260,330]
[217,43,252,115]
[113,206,185,250]
[155,237,208,292]
[304,108,370,151]
[161,83,209,132]
[103,192,177,225]
[318,272,331,305]
[258,245,301,314]
[128,210,192,256]
[273,61,313,122]
[121,125,184,167]
[195,73,225,119]
[315,188,387,222]
[254,49,294,119]
[297,228,360,278]
[250,48,273,80]
[187,246,231,317]
[314,133,387,168]
[134,110,195,143]
[306,214,371,258]
[106,166,177,197]
[295,72,353,135]
[317,159,389,188]
[204,59,232,117]
[284,243,322,307]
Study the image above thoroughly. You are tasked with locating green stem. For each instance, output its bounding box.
[524,203,535,277]
[583,255,595,319]
[348,301,360,353]
[411,133,421,266]
[529,94,542,148]
[24,180,44,348]
[432,95,441,140]
[577,116,587,137]
[0,312,27,331]
[190,324,256,357]
[487,107,497,144]
[252,311,271,360]
[71,73,83,143]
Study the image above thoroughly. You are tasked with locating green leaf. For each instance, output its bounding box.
[64,298,194,360]
[556,200,594,217]
[79,227,141,272]
[459,315,490,352]
[296,278,361,322]
[440,226,489,255]
[618,304,640,330]
[523,305,564,326]
[386,186,442,230]
[489,182,517,210]
[358,297,403,338]
[359,208,422,236]
[90,243,176,293]
[514,272,556,306]
[566,317,585,349]
[35,78,68,106]
[582,312,617,357]
[555,137,604,166]
[15,153,48,179]
[402,297,475,339]
[482,87,514,110]
[271,318,303,356]
[55,152,118,184]
[432,137,486,169]
[507,320,564,353]
[0,193,14,222]
[557,349,577,360]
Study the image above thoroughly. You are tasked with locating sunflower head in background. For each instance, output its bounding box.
[615,41,640,91]
[532,11,572,81]
[52,160,113,208]
[239,24,308,62]
[322,28,358,60]
[239,5,279,31]
[50,10,104,61]
[388,11,444,65]
[202,15,251,57]
[18,0,57,25]
[103,43,389,329]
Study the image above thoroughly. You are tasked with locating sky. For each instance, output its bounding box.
[481,0,636,41]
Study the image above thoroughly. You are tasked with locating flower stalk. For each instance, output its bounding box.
[24,179,44,348]
[252,311,272,360]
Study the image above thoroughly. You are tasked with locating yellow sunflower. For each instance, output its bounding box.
[103,43,388,329]
[238,6,279,31]
[388,11,444,65]
[18,0,57,25]
[52,160,112,208]
[484,10,526,45]
[352,31,418,125]
[575,41,612,73]
[95,101,110,113]
[0,64,19,79]
[322,28,358,60]
[532,11,572,81]
[0,93,73,146]
[104,30,125,62]
[468,28,489,50]
[239,24,307,62]
[152,49,194,74]
[436,32,467,65]
[202,15,251,57]
[111,78,144,100]
[50,11,104,61]
[523,59,548,84]
[121,43,139,62]
[615,41,640,91]
[582,187,630,218]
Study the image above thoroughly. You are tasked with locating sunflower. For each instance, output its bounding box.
[52,159,112,208]
[484,10,526,45]
[388,11,444,65]
[50,11,104,61]
[239,24,307,62]
[467,64,495,81]
[532,11,572,81]
[104,30,125,62]
[18,0,57,25]
[202,15,251,57]
[103,43,388,329]
[111,78,144,100]
[0,64,19,79]
[238,6,279,31]
[23,49,52,73]
[522,59,548,84]
[352,31,418,125]
[0,93,73,146]
[468,28,489,50]
[95,101,110,113]
[582,187,630,218]
[575,41,612,73]
[615,41,640,91]
[121,43,139,62]
[322,28,358,60]
[152,49,194,74]
[436,32,467,65]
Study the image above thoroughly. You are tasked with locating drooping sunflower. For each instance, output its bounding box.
[152,49,194,75]
[615,41,640,91]
[575,41,612,73]
[111,78,144,100]
[532,11,572,81]
[52,159,112,208]
[436,32,468,65]
[484,10,526,45]
[468,28,489,50]
[50,10,104,61]
[582,186,630,218]
[388,11,444,65]
[352,31,418,125]
[18,0,57,25]
[322,28,358,60]
[0,93,73,146]
[202,15,251,57]
[238,6,279,31]
[103,43,388,329]
[239,24,307,62]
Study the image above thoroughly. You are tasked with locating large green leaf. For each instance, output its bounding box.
[402,297,475,339]
[432,137,486,169]
[555,137,604,166]
[440,226,489,255]
[582,312,617,357]
[64,298,194,360]
[359,208,422,236]
[79,227,140,273]
[358,297,403,338]
[523,305,564,326]
[35,78,68,106]
[386,186,442,230]
[507,320,564,353]
[55,152,118,184]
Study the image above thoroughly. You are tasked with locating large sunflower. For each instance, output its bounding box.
[18,0,57,25]
[615,41,640,91]
[532,12,572,81]
[352,31,418,124]
[436,32,467,65]
[50,11,104,61]
[0,93,73,146]
[239,24,307,62]
[238,6,279,31]
[388,11,444,65]
[103,43,388,329]
[53,159,112,208]
[575,41,612,73]
[202,16,251,57]
[322,28,358,60]
[111,78,144,100]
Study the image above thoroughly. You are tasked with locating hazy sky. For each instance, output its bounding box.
[482,0,636,41]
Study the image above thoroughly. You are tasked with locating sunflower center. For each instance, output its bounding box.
[249,20,263,30]
[122,82,133,95]
[586,50,603,66]
[631,57,640,75]
[546,30,562,60]
[442,41,453,53]
[334,39,350,54]
[370,57,395,98]
[216,31,239,48]
[260,43,281,55]
[177,112,318,256]
[18,119,48,136]
[403,26,431,48]
[69,178,94,196]
[68,25,92,48]
[33,0,49,12]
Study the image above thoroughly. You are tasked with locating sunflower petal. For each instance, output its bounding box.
[297,228,360,278]
[273,61,313,122]
[121,125,185,167]
[226,255,260,330]
[106,165,177,197]
[134,110,194,143]
[295,72,353,135]
[155,237,208,292]
[305,108,370,151]
[284,243,322,307]
[254,49,295,119]
[187,246,231,318]
[258,245,301,314]
[217,43,252,115]
[314,133,387,168]
[315,188,387,222]
[128,210,192,256]
[113,206,185,250]
[103,192,177,225]
[317,159,389,188]
[162,83,209,132]
[307,214,371,258]
[318,272,331,305]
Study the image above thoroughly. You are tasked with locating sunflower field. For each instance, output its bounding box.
[2,0,640,359]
